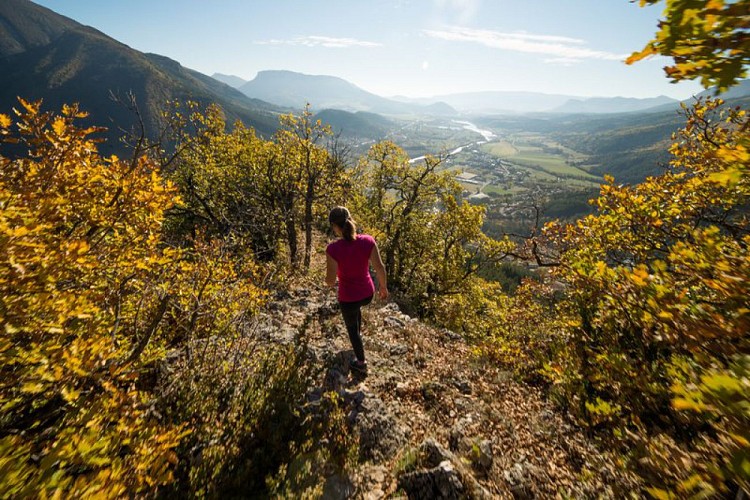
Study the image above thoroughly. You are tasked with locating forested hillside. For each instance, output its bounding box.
[314,109,393,140]
[0,0,281,153]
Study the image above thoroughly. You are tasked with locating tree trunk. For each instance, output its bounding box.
[385,228,401,283]
[282,194,298,268]
[303,180,314,270]
[286,215,298,268]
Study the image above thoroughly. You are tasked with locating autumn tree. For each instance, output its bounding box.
[627,0,750,92]
[0,100,268,497]
[354,141,510,314]
[619,2,750,492]
[527,97,750,496]
[473,2,750,494]
[168,104,346,270]
[166,103,285,259]
[274,104,347,269]
[0,100,185,496]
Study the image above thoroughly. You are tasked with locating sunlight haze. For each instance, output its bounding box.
[32,0,704,99]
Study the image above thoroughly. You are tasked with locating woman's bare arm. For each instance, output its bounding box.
[369,243,388,300]
[325,253,337,288]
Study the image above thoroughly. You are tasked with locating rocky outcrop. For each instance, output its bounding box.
[399,461,465,500]
[398,439,493,499]
[352,394,407,463]
[449,417,494,475]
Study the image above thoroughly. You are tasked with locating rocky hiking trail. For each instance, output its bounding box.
[262,282,632,499]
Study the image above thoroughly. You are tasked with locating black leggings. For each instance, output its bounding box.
[339,295,373,362]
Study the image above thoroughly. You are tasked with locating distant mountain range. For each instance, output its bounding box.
[398,91,684,114]
[551,95,678,114]
[234,70,457,117]
[4,0,750,158]
[212,73,249,89]
[696,78,750,100]
[209,71,707,115]
[395,91,579,114]
[0,0,282,154]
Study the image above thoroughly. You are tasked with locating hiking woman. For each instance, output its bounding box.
[325,206,388,375]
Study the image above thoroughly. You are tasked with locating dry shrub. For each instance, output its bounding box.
[158,324,358,498]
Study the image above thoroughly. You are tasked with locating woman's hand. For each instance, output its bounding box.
[378,286,388,301]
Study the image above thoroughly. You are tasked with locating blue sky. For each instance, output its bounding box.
[34,0,705,99]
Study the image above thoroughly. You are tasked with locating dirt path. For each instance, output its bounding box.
[263,280,634,498]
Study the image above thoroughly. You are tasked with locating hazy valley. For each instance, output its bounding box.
[4,0,748,221]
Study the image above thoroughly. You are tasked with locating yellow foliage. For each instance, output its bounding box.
[167,103,347,269]
[535,97,750,494]
[433,277,567,380]
[628,0,750,91]
[0,101,266,496]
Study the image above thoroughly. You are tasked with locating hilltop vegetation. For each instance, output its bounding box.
[2,88,747,497]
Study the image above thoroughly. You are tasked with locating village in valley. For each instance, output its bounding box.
[374,116,603,236]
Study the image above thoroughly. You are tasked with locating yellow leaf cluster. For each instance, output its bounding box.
[0,100,266,497]
[539,97,750,493]
[628,0,750,91]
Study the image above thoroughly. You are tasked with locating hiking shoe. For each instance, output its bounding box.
[349,359,368,376]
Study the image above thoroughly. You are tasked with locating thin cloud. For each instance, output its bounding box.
[423,26,626,62]
[255,35,381,48]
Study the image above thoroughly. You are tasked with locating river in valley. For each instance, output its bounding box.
[409,120,496,163]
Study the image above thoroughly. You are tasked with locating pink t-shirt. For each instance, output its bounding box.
[326,234,376,302]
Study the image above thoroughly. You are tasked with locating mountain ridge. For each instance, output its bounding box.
[551,95,678,114]
[398,90,583,114]
[0,0,79,57]
[0,0,283,153]
[238,70,457,117]
[212,72,248,88]
[239,71,694,115]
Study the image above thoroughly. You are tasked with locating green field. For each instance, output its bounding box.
[482,141,518,156]
[482,136,600,182]
[511,165,559,182]
[482,184,524,196]
[512,154,600,179]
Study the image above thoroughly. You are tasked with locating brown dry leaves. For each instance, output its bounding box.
[282,276,639,498]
